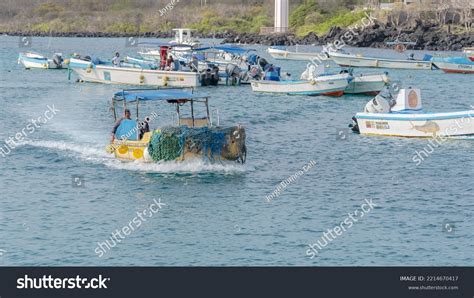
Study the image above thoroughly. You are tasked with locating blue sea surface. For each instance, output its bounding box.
[0,36,472,266]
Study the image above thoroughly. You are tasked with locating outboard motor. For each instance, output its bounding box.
[225,63,242,85]
[248,65,262,81]
[349,116,359,133]
[52,54,63,68]
[210,65,220,86]
[364,88,395,113]
[258,57,269,69]
[200,64,220,86]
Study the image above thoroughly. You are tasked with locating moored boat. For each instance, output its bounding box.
[432,56,474,74]
[267,46,330,61]
[106,89,246,163]
[68,56,200,87]
[329,51,433,70]
[18,52,68,69]
[351,88,474,138]
[345,72,389,95]
[251,72,350,96]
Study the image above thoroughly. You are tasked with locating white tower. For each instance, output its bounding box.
[274,0,289,33]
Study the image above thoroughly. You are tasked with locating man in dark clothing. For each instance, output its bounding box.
[138,118,150,140]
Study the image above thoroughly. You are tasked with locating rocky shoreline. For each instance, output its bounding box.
[2,20,473,51]
[223,21,474,51]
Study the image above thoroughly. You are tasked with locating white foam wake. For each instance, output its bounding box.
[21,140,247,174]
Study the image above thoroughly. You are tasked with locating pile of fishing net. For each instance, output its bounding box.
[147,126,229,162]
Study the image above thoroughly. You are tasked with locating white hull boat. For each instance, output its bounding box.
[329,51,433,70]
[18,52,68,69]
[251,73,350,96]
[352,88,474,138]
[267,47,330,61]
[345,73,389,95]
[69,58,199,87]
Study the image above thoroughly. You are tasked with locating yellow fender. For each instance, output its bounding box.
[310,80,316,85]
[133,148,144,159]
[139,74,145,84]
[118,145,129,154]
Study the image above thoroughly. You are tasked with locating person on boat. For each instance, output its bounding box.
[138,118,150,140]
[111,109,131,142]
[112,52,120,66]
[407,53,415,61]
[165,56,174,71]
[190,55,199,72]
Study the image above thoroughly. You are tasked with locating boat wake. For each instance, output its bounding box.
[21,140,247,174]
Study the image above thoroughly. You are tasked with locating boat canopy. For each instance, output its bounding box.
[193,45,255,55]
[137,42,193,48]
[113,89,205,103]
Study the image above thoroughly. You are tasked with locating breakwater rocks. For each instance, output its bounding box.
[223,21,474,51]
[2,20,472,51]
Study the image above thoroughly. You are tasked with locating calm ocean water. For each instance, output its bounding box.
[0,36,472,266]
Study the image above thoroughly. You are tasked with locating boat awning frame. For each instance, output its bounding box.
[112,88,207,103]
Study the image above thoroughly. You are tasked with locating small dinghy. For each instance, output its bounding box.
[106,89,246,163]
[351,88,474,138]
[18,52,68,69]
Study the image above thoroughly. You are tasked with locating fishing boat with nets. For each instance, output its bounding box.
[105,88,246,164]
